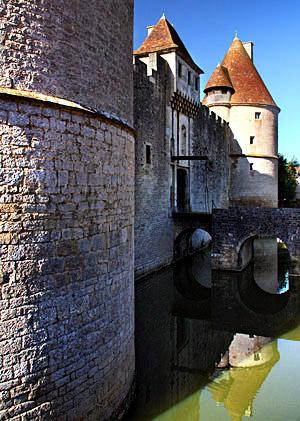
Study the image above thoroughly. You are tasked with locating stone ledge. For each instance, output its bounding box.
[0,87,136,138]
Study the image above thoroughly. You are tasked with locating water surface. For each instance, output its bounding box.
[126,242,300,421]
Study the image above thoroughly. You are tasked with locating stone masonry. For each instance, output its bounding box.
[0,0,135,419]
[0,93,135,420]
[212,207,300,275]
[0,0,133,124]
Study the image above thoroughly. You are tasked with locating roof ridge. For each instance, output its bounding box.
[134,16,203,74]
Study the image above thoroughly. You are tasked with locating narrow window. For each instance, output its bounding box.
[254,352,261,361]
[195,76,199,91]
[255,112,261,119]
[250,136,255,144]
[146,144,151,164]
[178,62,182,78]
[188,71,191,85]
[250,163,254,171]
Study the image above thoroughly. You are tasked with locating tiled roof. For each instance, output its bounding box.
[134,15,203,74]
[203,37,278,107]
[204,64,234,92]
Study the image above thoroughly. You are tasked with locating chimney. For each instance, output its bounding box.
[243,41,254,62]
[147,25,155,36]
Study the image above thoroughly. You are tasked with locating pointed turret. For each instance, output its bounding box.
[203,36,280,208]
[203,36,278,109]
[134,15,203,74]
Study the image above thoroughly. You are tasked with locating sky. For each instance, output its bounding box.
[134,0,300,162]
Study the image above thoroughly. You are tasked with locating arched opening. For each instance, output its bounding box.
[238,236,291,314]
[238,236,256,270]
[174,228,212,261]
[253,236,290,295]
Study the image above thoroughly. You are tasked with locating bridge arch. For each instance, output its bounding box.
[174,228,211,260]
[212,207,300,275]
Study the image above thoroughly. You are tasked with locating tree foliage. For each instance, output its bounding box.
[278,154,299,206]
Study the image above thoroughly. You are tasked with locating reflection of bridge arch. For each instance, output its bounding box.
[173,257,211,320]
[238,268,290,314]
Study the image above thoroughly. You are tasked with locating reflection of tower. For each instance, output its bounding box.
[203,36,280,207]
[254,238,278,293]
[210,334,280,420]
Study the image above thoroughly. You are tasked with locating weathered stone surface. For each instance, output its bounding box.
[0,0,134,125]
[212,207,300,274]
[0,95,135,419]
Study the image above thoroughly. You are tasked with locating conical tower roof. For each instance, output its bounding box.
[134,15,203,74]
[204,63,234,92]
[203,37,278,107]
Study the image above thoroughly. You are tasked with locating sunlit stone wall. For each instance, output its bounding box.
[0,0,135,419]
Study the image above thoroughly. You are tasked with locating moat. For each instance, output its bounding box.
[125,239,300,420]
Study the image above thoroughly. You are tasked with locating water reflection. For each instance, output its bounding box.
[126,239,300,421]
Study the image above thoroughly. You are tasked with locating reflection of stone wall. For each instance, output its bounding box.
[132,265,233,420]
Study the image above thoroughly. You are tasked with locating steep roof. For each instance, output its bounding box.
[134,15,203,74]
[204,64,234,92]
[203,37,278,107]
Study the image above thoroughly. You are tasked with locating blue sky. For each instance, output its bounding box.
[134,0,300,161]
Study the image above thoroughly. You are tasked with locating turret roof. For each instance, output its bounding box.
[204,63,234,92]
[203,37,278,107]
[134,15,203,74]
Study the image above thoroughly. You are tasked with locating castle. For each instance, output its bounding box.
[134,15,279,277]
[0,3,279,420]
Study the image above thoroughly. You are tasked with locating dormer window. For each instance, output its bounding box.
[178,62,182,78]
[188,71,191,85]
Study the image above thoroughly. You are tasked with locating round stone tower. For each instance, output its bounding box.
[0,1,134,420]
[203,36,280,207]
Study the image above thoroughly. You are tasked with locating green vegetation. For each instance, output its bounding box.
[278,154,299,206]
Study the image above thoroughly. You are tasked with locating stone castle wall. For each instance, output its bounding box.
[0,93,135,420]
[0,0,133,124]
[212,207,300,274]
[229,105,279,207]
[133,57,174,277]
[191,107,232,212]
[0,0,135,419]
[133,55,233,277]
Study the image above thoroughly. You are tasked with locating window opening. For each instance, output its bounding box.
[188,71,191,85]
[146,144,151,164]
[195,76,199,91]
[250,163,254,171]
[254,352,261,361]
[181,125,187,156]
[250,136,255,144]
[178,62,182,78]
[255,112,261,119]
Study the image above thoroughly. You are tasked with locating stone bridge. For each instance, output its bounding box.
[212,207,300,275]
[172,212,212,259]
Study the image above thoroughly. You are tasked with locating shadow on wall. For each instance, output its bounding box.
[229,137,278,207]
